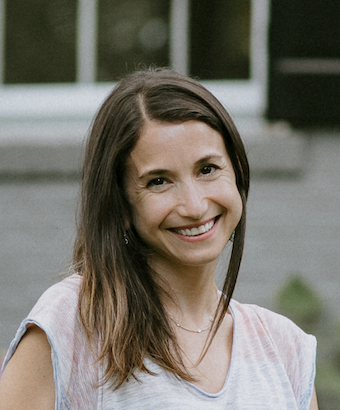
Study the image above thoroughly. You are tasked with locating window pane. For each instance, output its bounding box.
[97,0,170,81]
[190,0,250,80]
[5,0,77,84]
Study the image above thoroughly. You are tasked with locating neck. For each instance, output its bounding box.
[150,258,220,329]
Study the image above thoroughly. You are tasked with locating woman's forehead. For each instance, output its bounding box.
[127,120,230,175]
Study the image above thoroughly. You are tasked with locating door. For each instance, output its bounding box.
[267,0,340,126]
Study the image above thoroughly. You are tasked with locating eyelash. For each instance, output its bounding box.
[147,177,168,187]
[147,165,219,188]
[200,164,219,175]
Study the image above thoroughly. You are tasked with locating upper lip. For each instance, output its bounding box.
[169,215,219,231]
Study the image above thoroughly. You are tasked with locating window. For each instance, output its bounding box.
[4,0,77,83]
[1,0,251,83]
[98,0,170,81]
[0,0,269,119]
[190,0,250,80]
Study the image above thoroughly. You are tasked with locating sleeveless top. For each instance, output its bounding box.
[1,274,316,409]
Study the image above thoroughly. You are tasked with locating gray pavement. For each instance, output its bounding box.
[1,131,340,350]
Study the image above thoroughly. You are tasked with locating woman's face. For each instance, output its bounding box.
[125,120,243,272]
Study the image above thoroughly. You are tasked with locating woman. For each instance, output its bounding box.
[0,68,317,409]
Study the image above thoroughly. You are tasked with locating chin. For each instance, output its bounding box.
[174,251,222,268]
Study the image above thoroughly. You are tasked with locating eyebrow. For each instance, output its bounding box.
[139,154,224,180]
[139,169,169,179]
[196,155,224,166]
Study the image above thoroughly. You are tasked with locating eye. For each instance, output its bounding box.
[200,165,218,175]
[147,177,168,187]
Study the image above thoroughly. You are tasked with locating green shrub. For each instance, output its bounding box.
[274,274,340,409]
[276,275,322,331]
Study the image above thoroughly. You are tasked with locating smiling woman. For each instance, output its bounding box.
[0,68,318,409]
[125,121,243,271]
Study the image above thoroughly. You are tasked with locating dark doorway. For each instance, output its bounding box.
[267,0,340,126]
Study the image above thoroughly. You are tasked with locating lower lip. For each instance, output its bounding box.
[170,217,220,243]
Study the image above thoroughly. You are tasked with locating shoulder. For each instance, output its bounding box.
[1,274,99,408]
[230,299,316,408]
[230,299,316,353]
[17,274,83,338]
[0,326,55,409]
[2,274,84,371]
[32,273,82,313]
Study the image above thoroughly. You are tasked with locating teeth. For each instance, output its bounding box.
[191,227,199,235]
[197,225,205,234]
[176,219,215,236]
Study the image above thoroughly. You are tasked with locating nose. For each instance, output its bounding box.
[176,181,208,220]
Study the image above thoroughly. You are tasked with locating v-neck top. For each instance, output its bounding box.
[1,274,316,409]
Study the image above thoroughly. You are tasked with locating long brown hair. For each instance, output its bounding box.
[73,68,249,388]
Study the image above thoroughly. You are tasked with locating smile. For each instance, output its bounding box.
[173,217,217,237]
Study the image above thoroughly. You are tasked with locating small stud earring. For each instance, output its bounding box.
[229,231,235,243]
[124,234,129,245]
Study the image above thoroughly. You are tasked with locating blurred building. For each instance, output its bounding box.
[0,0,339,174]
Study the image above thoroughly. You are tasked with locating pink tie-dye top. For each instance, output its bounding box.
[1,274,316,409]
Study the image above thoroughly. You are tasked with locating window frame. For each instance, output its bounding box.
[0,0,269,135]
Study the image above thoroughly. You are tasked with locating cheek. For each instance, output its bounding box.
[230,187,244,226]
[220,185,243,221]
[235,193,243,221]
[131,196,172,233]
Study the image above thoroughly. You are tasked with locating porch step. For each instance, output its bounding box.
[0,118,306,177]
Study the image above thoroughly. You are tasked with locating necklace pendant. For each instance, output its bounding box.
[197,329,202,333]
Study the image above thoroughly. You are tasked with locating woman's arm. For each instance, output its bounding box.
[0,325,55,410]
[309,386,319,410]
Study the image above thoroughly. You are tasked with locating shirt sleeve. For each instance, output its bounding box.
[249,304,317,410]
[1,274,99,409]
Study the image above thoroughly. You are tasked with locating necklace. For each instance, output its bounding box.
[170,315,214,333]
[170,290,220,334]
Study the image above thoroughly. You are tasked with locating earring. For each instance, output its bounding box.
[229,231,235,243]
[124,233,129,245]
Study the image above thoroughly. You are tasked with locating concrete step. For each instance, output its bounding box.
[236,118,307,176]
[0,117,307,176]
